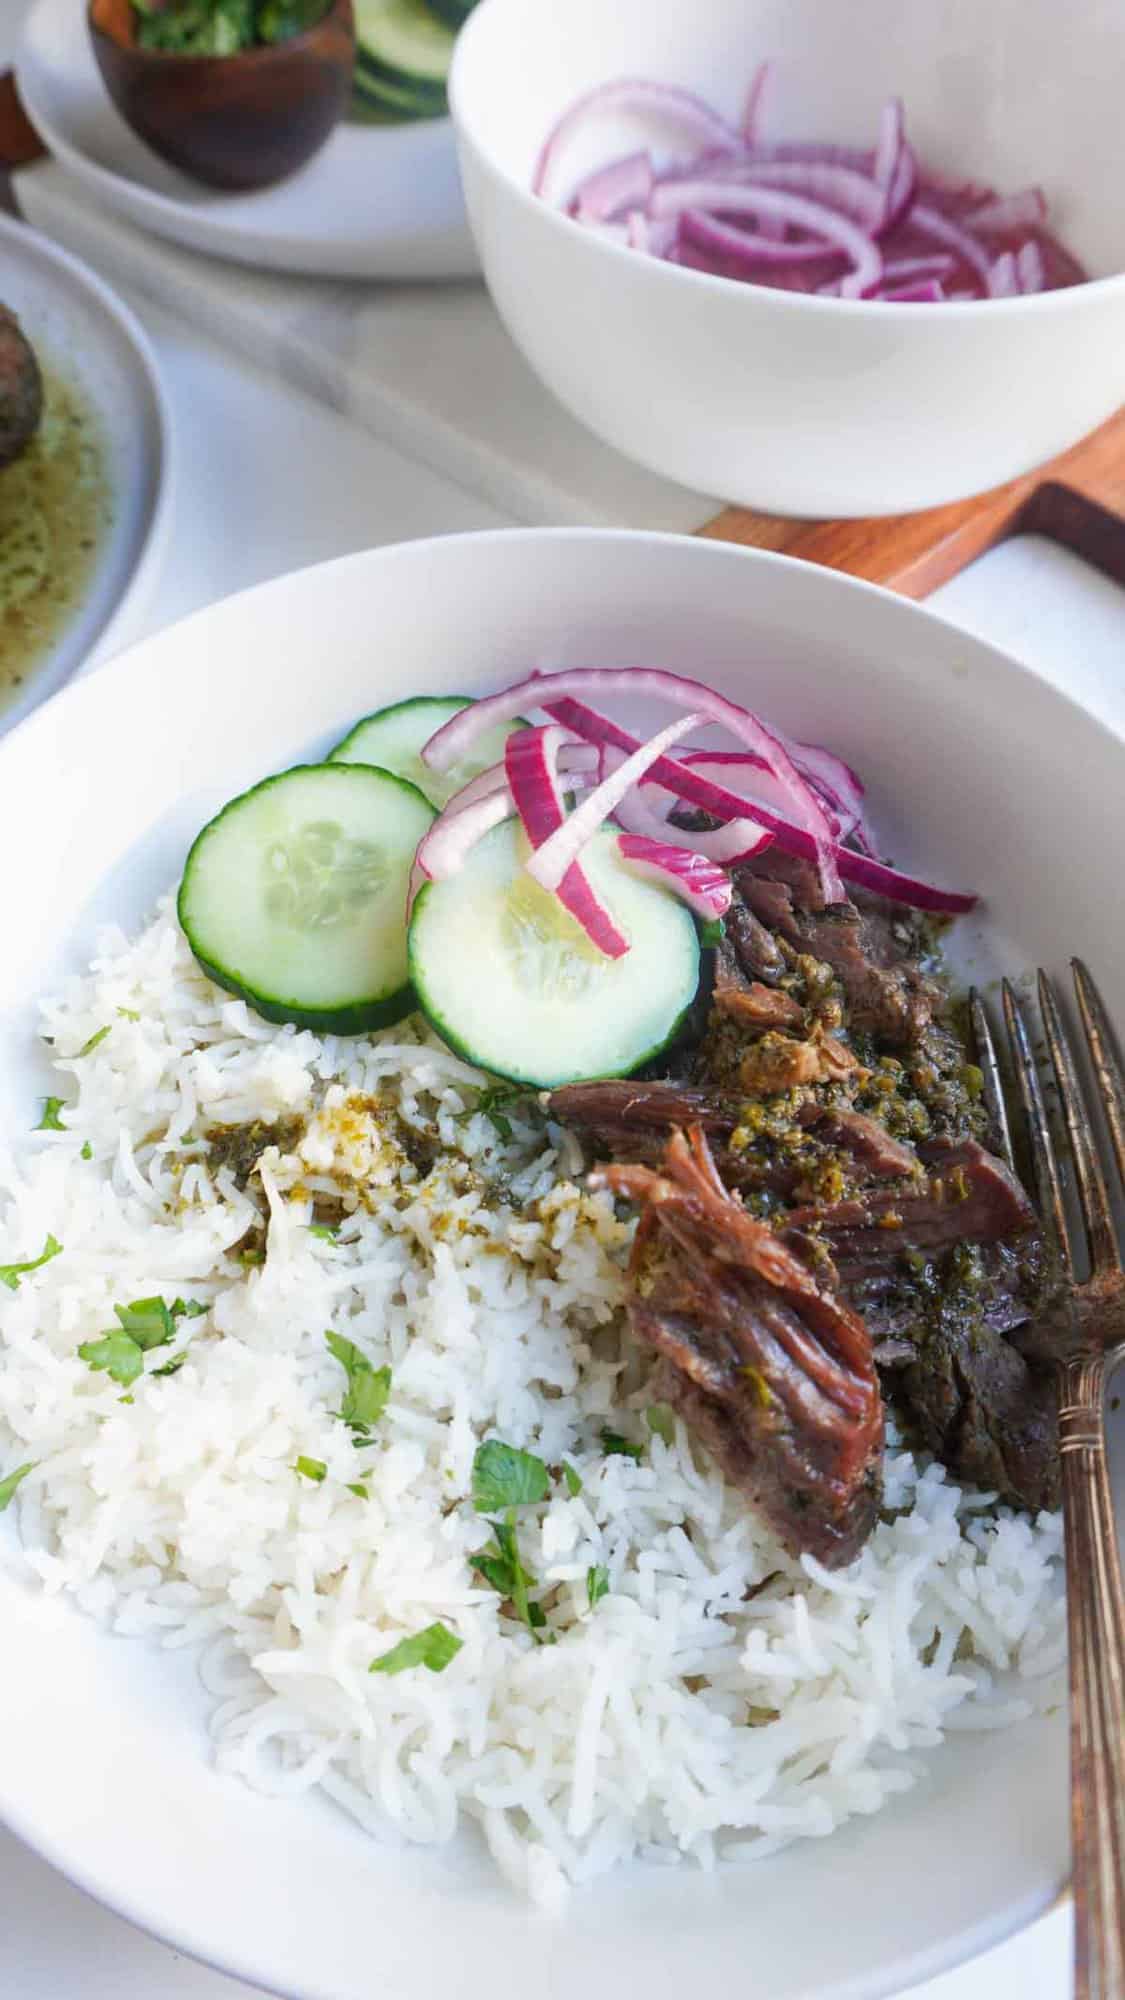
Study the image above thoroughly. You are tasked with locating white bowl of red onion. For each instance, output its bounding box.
[450,0,1125,516]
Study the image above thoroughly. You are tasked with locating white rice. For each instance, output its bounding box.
[0,901,1066,1905]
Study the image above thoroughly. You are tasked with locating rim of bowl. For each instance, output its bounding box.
[87,0,353,65]
[449,0,1125,319]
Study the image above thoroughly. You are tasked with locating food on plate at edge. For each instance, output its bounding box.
[130,0,333,54]
[0,308,109,714]
[0,665,1066,1906]
[535,66,1086,302]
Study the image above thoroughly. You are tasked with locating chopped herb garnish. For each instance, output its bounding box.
[472,1438,549,1513]
[295,1455,327,1483]
[77,1025,111,1057]
[0,1235,62,1291]
[646,1404,675,1447]
[35,1098,66,1132]
[562,1460,583,1498]
[698,917,726,949]
[81,1141,93,1161]
[458,1083,529,1143]
[78,1331,144,1388]
[600,1427,643,1463]
[325,1331,391,1436]
[370,1620,463,1676]
[347,1481,369,1500]
[115,1296,177,1348]
[153,1353,187,1378]
[0,1461,35,1511]
[308,1224,338,1242]
[587,1564,609,1609]
[170,1298,208,1320]
[116,1007,141,1021]
[472,1512,547,1638]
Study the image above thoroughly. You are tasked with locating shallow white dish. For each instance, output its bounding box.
[452,0,1125,516]
[1,525,1120,2000]
[0,210,170,731]
[17,0,478,282]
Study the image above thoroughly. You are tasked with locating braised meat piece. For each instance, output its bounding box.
[591,1127,884,1568]
[0,305,42,468]
[785,1139,1036,1273]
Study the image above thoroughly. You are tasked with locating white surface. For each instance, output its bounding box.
[17,0,477,280]
[0,208,170,730]
[5,527,1122,2000]
[452,0,1125,516]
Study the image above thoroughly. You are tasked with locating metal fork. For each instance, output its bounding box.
[972,962,1125,2000]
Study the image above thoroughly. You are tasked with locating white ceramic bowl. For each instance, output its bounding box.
[0,526,1121,1999]
[451,0,1125,516]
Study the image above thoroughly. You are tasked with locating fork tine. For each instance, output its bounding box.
[1072,957,1125,1194]
[1038,969,1121,1276]
[1002,978,1073,1278]
[969,988,1015,1172]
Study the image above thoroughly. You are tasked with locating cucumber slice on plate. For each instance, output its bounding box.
[354,0,456,84]
[352,62,448,120]
[178,764,434,1034]
[329,696,525,808]
[426,0,477,28]
[409,818,701,1087]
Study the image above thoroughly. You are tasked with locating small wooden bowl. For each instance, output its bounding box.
[88,0,356,193]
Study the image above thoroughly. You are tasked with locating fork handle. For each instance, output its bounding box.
[1059,1353,1125,2000]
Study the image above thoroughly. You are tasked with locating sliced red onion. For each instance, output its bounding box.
[741,61,773,145]
[910,201,994,288]
[651,180,882,296]
[969,188,1047,233]
[532,79,742,202]
[879,139,917,234]
[679,209,839,274]
[617,835,734,920]
[882,253,955,283]
[872,99,903,197]
[544,697,974,913]
[879,279,945,301]
[573,149,654,223]
[423,668,842,900]
[988,250,1020,298]
[1017,239,1045,294]
[702,159,888,233]
[526,713,703,892]
[672,752,846,840]
[626,209,649,252]
[414,787,514,889]
[615,780,774,865]
[505,724,629,957]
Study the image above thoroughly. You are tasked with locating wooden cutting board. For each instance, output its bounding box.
[699,406,1125,596]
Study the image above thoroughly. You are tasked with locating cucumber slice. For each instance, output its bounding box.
[178,765,434,1034]
[427,0,477,28]
[354,0,455,82]
[329,696,524,808]
[409,819,700,1087]
[352,61,447,119]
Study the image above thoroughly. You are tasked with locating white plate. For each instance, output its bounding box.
[0,527,1116,2000]
[17,0,479,281]
[0,210,170,731]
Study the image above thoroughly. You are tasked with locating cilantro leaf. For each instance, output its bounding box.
[697,917,726,949]
[347,1481,369,1500]
[562,1460,583,1498]
[0,1235,62,1291]
[646,1404,675,1447]
[295,1456,327,1482]
[0,1461,35,1511]
[325,1331,391,1435]
[170,1298,208,1320]
[35,1098,66,1132]
[458,1083,530,1143]
[308,1224,338,1242]
[153,1353,187,1378]
[114,1296,176,1350]
[78,1332,144,1388]
[471,1510,548,1641]
[81,1141,93,1161]
[472,1439,549,1513]
[370,1621,462,1676]
[116,1007,141,1021]
[587,1564,609,1609]
[77,1025,111,1057]
[601,1427,643,1463]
